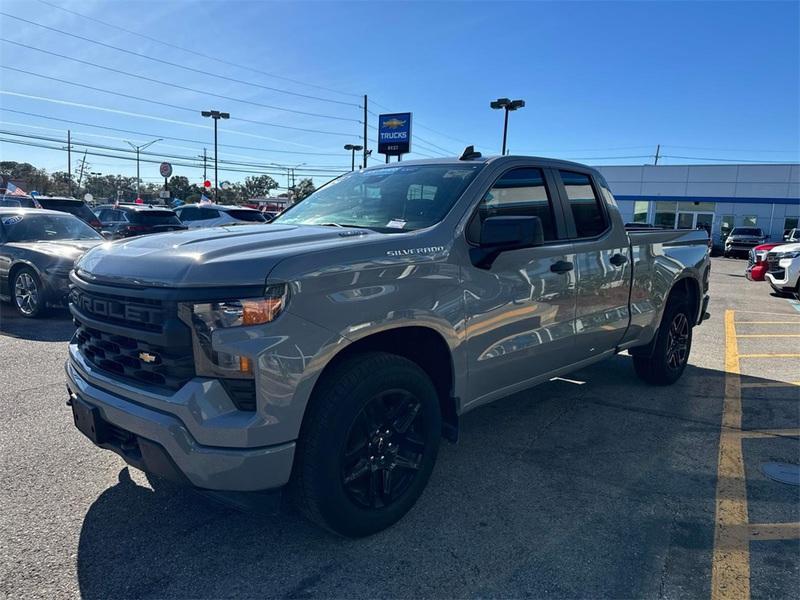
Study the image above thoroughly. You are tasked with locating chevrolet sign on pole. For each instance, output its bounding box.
[378,112,412,158]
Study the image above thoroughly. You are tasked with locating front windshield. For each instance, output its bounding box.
[274,164,483,232]
[2,213,103,242]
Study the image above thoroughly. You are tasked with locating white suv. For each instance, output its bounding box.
[765,243,800,299]
[175,204,267,228]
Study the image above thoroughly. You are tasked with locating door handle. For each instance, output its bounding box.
[550,260,574,274]
[610,253,628,267]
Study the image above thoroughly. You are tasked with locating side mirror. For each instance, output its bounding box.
[101,231,113,240]
[470,216,544,269]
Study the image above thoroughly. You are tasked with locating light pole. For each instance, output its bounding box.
[270,162,305,201]
[125,138,161,199]
[201,110,230,201]
[344,144,363,171]
[490,98,525,155]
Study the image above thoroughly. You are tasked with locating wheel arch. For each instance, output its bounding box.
[306,325,459,442]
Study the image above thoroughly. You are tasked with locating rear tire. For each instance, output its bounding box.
[633,299,693,386]
[293,352,441,537]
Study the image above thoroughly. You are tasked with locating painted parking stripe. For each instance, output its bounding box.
[740,381,800,388]
[748,523,800,541]
[738,353,800,359]
[736,334,800,338]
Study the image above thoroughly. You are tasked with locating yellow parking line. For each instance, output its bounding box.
[738,354,800,359]
[712,310,750,600]
[735,321,800,324]
[733,310,800,317]
[734,428,800,439]
[740,381,800,388]
[736,334,800,338]
[748,522,800,541]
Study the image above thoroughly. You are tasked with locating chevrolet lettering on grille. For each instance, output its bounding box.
[70,289,162,326]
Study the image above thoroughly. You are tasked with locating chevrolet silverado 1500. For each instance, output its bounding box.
[66,153,710,536]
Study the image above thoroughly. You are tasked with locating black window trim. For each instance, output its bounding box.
[553,168,612,242]
[465,164,569,247]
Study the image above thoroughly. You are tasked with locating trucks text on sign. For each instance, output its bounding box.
[378,112,412,156]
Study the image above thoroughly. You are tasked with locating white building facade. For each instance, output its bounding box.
[597,164,799,242]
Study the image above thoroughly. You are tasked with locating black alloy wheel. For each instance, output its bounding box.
[341,388,426,509]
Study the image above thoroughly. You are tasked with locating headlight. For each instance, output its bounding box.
[180,283,288,378]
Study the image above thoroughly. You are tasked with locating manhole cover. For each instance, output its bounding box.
[760,462,800,486]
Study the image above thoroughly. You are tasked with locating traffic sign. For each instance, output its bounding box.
[159,162,173,178]
[378,112,412,156]
[84,193,93,203]
[203,180,212,188]
[159,190,170,199]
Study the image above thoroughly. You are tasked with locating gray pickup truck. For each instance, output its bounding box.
[66,153,710,536]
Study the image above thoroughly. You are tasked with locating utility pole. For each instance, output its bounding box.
[67,130,72,196]
[76,150,89,191]
[203,148,207,182]
[125,138,161,199]
[362,94,368,168]
[654,144,661,166]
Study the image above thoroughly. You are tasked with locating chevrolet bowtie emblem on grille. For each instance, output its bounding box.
[138,352,158,364]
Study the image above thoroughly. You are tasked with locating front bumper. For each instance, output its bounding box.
[765,258,800,292]
[66,355,295,492]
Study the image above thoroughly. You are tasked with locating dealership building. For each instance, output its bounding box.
[596,163,800,242]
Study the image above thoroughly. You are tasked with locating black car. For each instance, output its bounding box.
[94,204,187,239]
[0,208,104,317]
[35,196,103,230]
[0,195,38,208]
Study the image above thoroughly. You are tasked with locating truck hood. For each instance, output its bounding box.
[74,223,375,288]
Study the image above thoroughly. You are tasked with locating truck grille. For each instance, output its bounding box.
[747,250,756,268]
[70,281,194,391]
[766,252,785,278]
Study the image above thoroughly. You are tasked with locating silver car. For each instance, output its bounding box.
[175,204,267,228]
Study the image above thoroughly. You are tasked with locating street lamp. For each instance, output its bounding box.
[125,138,161,199]
[344,144,364,171]
[489,98,525,155]
[201,110,230,201]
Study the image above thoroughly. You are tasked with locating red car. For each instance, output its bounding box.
[746,242,782,280]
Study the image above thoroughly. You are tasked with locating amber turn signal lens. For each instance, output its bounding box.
[242,297,283,325]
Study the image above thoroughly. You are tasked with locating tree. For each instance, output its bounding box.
[241,175,278,199]
[0,161,53,194]
[293,178,316,201]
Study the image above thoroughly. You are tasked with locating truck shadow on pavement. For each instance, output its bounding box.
[74,356,798,599]
[0,305,74,341]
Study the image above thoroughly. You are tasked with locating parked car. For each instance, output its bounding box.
[35,196,102,230]
[175,204,267,228]
[724,227,767,258]
[782,228,800,243]
[0,195,38,208]
[67,154,710,536]
[765,242,800,298]
[746,242,783,281]
[0,208,104,317]
[94,204,187,239]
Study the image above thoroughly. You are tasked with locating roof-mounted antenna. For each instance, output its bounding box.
[459,145,482,160]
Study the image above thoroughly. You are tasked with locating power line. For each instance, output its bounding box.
[663,145,800,154]
[1,67,357,137]
[0,93,321,149]
[1,38,361,123]
[660,155,796,164]
[0,109,347,156]
[35,0,362,100]
[0,130,349,176]
[1,10,361,107]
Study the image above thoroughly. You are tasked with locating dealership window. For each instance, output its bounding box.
[720,215,735,237]
[633,201,649,223]
[407,184,437,201]
[653,201,677,228]
[742,216,758,227]
[785,217,799,231]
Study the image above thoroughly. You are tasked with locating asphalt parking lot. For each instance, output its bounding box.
[1,257,798,599]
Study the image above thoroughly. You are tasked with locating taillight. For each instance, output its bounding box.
[123,225,148,235]
[90,219,102,229]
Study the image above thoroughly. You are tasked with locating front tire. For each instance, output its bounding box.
[633,300,693,385]
[293,352,441,537]
[12,267,46,318]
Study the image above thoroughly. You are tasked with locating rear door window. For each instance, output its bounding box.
[130,211,182,225]
[38,199,97,224]
[226,209,266,222]
[558,171,607,238]
[469,167,557,242]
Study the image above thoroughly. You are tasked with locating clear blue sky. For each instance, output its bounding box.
[0,0,798,190]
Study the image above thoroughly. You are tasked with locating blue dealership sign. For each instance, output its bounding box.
[378,112,412,156]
